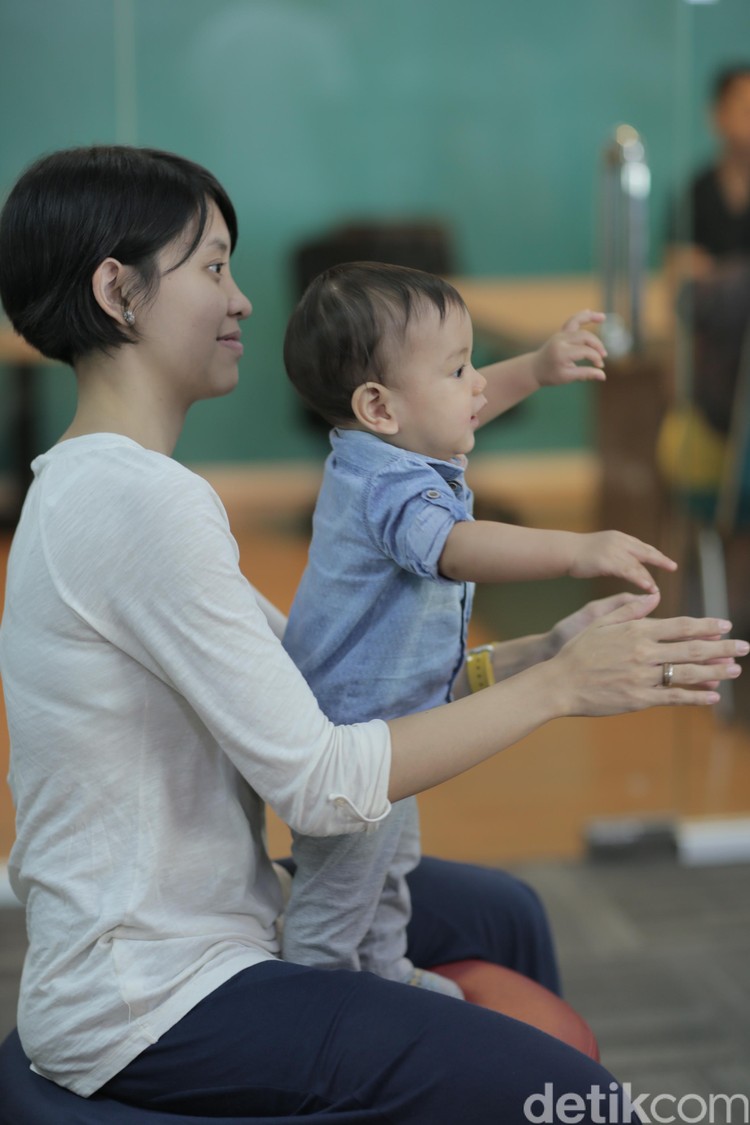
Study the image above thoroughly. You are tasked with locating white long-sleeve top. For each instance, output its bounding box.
[0,434,391,1097]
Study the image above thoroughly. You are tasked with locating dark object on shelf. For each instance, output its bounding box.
[289,220,458,436]
[292,220,457,297]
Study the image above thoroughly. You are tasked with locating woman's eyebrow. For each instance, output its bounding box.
[204,236,230,253]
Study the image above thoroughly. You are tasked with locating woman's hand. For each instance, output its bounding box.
[550,592,747,717]
[457,593,670,696]
[389,593,747,802]
[545,590,656,657]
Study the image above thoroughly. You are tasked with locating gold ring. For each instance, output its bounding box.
[662,662,674,687]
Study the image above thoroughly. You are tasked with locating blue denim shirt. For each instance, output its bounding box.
[283,429,474,724]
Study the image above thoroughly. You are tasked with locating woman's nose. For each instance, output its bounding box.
[231,287,253,320]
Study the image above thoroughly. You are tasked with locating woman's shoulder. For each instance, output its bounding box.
[33,434,224,546]
[28,435,235,589]
[37,434,213,502]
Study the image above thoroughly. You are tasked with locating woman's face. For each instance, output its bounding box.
[134,202,252,406]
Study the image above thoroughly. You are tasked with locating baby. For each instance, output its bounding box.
[281,261,675,996]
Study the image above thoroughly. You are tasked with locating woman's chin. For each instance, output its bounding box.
[206,366,241,400]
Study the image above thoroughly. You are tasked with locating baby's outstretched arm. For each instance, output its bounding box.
[439,521,677,593]
[478,309,607,424]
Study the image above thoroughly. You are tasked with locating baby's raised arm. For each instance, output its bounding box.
[478,309,608,424]
[439,520,677,593]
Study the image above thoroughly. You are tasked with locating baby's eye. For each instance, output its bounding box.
[208,262,225,275]
[452,365,465,379]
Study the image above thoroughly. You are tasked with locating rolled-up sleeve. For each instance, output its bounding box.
[364,462,470,582]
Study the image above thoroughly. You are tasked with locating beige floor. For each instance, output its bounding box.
[2,455,750,865]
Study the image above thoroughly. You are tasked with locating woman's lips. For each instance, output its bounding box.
[218,333,243,356]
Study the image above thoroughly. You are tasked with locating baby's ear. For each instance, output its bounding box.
[351,382,399,435]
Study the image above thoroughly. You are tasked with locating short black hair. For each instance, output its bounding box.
[712,64,750,104]
[283,261,466,426]
[0,145,238,365]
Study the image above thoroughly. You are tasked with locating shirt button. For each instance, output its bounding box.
[334,797,346,808]
[448,480,460,491]
[425,489,441,499]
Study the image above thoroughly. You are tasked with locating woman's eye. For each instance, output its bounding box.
[208,262,225,275]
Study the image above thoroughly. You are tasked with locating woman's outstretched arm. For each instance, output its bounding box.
[387,592,746,801]
[450,592,657,698]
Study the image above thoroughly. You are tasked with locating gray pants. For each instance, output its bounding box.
[282,796,420,981]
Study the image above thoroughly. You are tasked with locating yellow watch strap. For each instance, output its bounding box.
[466,646,495,693]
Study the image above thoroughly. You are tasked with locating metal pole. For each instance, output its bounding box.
[599,125,650,356]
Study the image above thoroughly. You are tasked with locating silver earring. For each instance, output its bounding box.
[123,308,135,327]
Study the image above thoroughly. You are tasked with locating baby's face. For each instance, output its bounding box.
[382,303,488,463]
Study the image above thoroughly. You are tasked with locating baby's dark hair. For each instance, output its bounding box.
[0,145,238,365]
[712,64,750,104]
[283,261,466,426]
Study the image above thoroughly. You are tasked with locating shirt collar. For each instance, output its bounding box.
[330,428,467,480]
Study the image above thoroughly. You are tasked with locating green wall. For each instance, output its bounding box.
[1,0,749,467]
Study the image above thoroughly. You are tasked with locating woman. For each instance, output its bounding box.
[0,145,744,1122]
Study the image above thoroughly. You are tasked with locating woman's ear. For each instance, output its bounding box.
[351,382,400,435]
[91,258,136,327]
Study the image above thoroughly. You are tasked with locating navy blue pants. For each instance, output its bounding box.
[101,857,633,1123]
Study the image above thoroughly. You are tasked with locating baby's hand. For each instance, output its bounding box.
[569,531,677,592]
[533,310,607,387]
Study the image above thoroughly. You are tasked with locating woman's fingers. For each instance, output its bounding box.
[655,637,749,665]
[646,614,733,642]
[596,591,661,626]
[585,591,643,618]
[651,660,742,688]
[554,600,744,717]
[547,591,650,654]
[657,688,721,706]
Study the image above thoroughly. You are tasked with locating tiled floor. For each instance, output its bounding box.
[519,858,750,1109]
